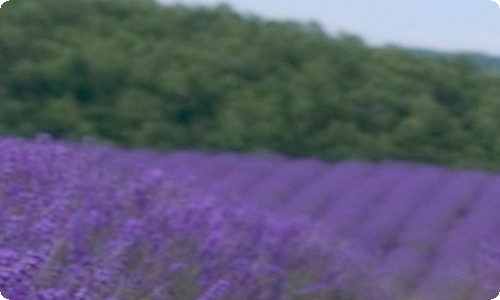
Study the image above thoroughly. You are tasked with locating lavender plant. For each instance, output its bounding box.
[0,135,499,299]
[149,149,500,300]
[0,135,385,300]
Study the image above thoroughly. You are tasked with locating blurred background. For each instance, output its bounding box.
[0,0,499,170]
[159,0,500,56]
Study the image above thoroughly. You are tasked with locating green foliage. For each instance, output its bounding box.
[0,0,500,171]
[403,46,500,74]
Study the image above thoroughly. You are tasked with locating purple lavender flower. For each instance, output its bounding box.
[197,279,231,300]
[0,135,498,300]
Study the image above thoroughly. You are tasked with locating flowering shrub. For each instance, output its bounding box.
[152,149,500,299]
[0,135,387,300]
[0,134,498,299]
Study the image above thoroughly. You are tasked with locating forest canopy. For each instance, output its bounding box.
[1,0,500,171]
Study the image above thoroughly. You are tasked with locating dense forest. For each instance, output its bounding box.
[1,0,500,171]
[399,47,500,74]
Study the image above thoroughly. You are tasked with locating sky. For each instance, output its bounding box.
[0,0,9,8]
[157,0,500,57]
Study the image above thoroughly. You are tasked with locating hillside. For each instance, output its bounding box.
[389,46,500,74]
[1,0,500,171]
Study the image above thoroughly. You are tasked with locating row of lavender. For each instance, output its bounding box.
[0,135,394,300]
[154,150,500,300]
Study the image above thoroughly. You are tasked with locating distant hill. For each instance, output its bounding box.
[1,0,500,171]
[461,52,500,74]
[385,45,500,74]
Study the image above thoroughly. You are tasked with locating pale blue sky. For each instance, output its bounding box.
[157,0,500,57]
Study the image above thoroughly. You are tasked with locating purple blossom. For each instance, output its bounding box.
[0,135,498,299]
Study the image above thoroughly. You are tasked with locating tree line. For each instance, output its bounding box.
[1,0,500,171]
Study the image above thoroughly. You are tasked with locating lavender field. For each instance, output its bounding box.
[0,135,498,300]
